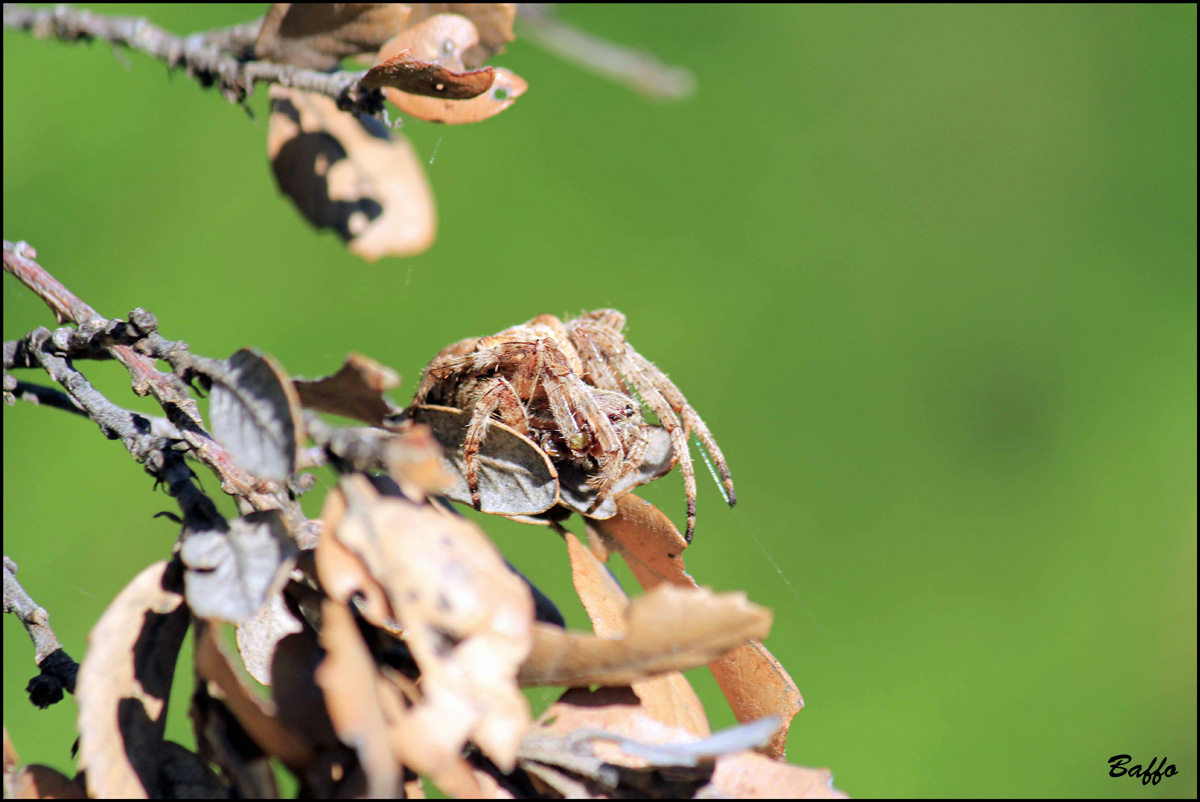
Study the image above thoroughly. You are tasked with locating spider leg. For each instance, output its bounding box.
[584,446,628,510]
[570,319,736,540]
[664,421,698,541]
[537,340,623,459]
[581,319,736,503]
[530,338,628,509]
[461,377,527,509]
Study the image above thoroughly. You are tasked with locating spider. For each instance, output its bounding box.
[411,310,735,540]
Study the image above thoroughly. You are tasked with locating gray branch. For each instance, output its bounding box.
[517,4,695,100]
[3,557,79,708]
[2,240,316,544]
[2,4,386,118]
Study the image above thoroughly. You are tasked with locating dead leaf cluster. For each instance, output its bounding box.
[3,247,843,797]
[7,3,698,264]
[261,3,527,261]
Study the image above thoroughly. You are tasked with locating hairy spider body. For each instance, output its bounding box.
[413,310,735,539]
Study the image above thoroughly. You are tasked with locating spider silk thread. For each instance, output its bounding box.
[723,482,930,777]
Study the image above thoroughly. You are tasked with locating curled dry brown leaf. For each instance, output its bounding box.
[711,751,851,799]
[314,600,405,798]
[268,85,436,260]
[190,679,280,797]
[293,352,402,427]
[382,422,457,500]
[315,485,401,635]
[75,561,190,799]
[564,532,709,738]
[327,474,534,773]
[589,494,805,760]
[362,49,496,99]
[406,3,517,68]
[193,619,315,771]
[519,582,771,688]
[255,3,414,70]
[377,14,527,123]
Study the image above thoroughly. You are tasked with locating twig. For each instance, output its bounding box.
[517,5,695,100]
[3,241,317,545]
[3,557,79,708]
[305,410,396,473]
[2,4,385,117]
[4,379,87,417]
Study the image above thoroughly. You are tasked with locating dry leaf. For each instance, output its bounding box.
[390,67,527,125]
[255,3,414,69]
[378,17,527,124]
[76,561,190,799]
[378,12,477,72]
[194,619,316,770]
[1,729,71,802]
[235,589,303,686]
[330,475,535,772]
[708,641,803,761]
[363,49,495,99]
[190,681,280,798]
[268,85,436,260]
[405,774,428,799]
[519,583,771,687]
[207,349,304,483]
[590,495,804,759]
[315,600,404,798]
[5,765,86,799]
[180,510,298,623]
[565,532,708,737]
[711,751,850,799]
[406,3,516,68]
[589,493,691,589]
[1,728,16,789]
[268,626,361,796]
[523,693,780,796]
[293,352,402,427]
[526,691,844,797]
[384,423,456,499]
[414,404,559,515]
[156,741,225,799]
[555,425,676,521]
[314,489,400,634]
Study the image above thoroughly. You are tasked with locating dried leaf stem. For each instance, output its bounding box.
[1,4,386,118]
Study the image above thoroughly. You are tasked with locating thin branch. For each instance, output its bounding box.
[2,4,386,118]
[517,4,695,101]
[5,379,85,417]
[3,241,317,545]
[18,325,225,532]
[305,410,396,473]
[3,557,79,708]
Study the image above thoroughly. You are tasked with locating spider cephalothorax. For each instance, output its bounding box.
[412,309,735,539]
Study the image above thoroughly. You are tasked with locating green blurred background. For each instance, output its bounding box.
[4,4,1195,797]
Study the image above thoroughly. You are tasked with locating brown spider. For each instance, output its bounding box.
[411,310,735,540]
